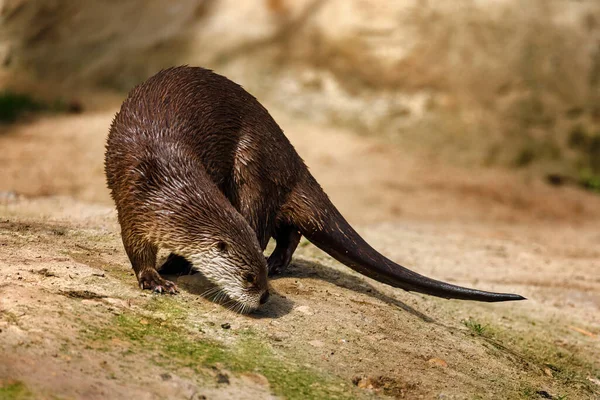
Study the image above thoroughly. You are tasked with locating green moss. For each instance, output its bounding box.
[86,300,354,399]
[579,170,600,193]
[518,383,536,399]
[0,92,43,123]
[227,338,352,400]
[0,91,73,124]
[0,381,33,400]
[496,328,600,398]
[143,297,186,320]
[463,318,487,336]
[454,311,597,399]
[117,314,226,366]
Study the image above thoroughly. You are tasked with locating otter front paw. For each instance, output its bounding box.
[138,269,179,294]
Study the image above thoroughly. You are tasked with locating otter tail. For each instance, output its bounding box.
[287,175,525,302]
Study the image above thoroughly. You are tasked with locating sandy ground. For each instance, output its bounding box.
[0,103,599,399]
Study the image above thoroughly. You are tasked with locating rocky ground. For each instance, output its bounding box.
[0,103,599,399]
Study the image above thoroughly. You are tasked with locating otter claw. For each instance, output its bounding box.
[138,270,178,295]
[150,283,178,295]
[148,282,179,295]
[152,285,178,294]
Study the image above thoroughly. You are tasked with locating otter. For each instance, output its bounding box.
[105,66,524,312]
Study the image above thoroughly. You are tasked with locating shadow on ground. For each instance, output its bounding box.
[157,250,434,322]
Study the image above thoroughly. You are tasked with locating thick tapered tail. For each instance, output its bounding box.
[287,176,525,302]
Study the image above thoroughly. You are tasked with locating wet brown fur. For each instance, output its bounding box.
[105,66,524,309]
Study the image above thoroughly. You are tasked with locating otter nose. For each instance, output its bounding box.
[259,290,270,305]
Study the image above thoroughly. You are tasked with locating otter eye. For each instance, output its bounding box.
[216,241,228,252]
[244,273,255,284]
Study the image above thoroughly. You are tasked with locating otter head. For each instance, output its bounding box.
[186,219,269,313]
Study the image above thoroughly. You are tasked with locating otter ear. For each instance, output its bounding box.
[216,241,229,252]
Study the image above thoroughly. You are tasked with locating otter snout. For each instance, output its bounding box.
[259,290,270,305]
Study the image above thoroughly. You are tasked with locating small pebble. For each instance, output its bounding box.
[216,372,230,384]
[221,323,231,329]
[160,373,172,381]
[428,358,448,368]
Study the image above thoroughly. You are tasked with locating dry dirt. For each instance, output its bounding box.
[0,101,599,399]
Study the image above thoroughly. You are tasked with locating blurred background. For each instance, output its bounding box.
[1,0,600,190]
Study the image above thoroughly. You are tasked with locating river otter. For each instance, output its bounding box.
[105,66,524,312]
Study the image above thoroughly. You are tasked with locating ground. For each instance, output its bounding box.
[0,102,599,400]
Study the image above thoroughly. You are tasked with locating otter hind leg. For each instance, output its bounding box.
[122,234,178,294]
[267,225,302,276]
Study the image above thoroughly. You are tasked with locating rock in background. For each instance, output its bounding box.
[2,0,600,176]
